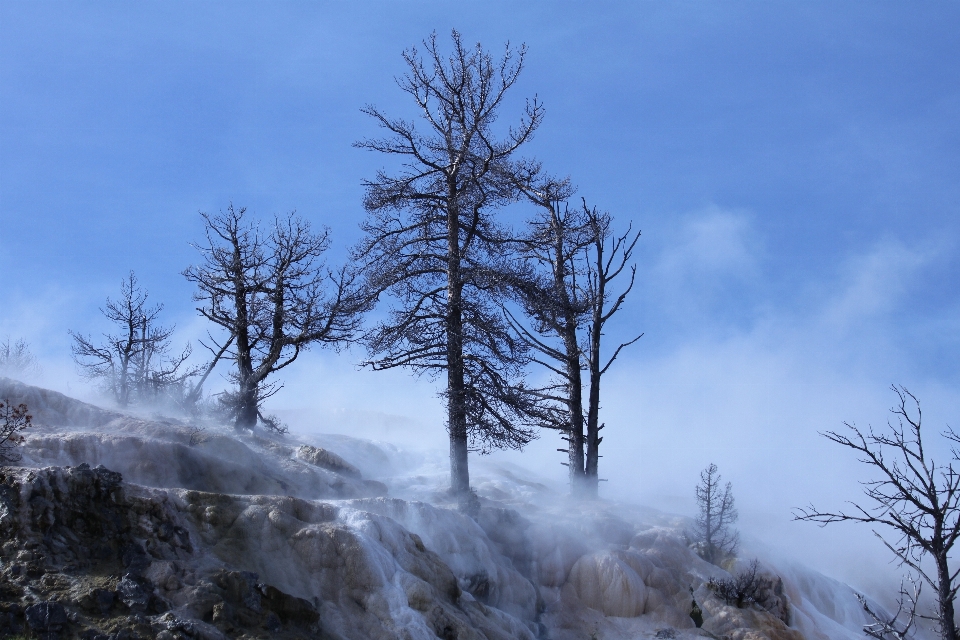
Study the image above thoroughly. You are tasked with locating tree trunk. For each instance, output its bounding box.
[447,197,470,497]
[584,312,602,497]
[703,478,714,563]
[235,376,259,430]
[553,214,586,494]
[446,293,469,495]
[936,552,958,640]
[233,291,257,430]
[565,347,585,492]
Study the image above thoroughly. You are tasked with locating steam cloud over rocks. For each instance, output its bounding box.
[0,377,900,638]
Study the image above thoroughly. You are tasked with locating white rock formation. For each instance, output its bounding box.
[0,377,920,639]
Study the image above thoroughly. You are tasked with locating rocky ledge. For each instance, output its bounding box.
[0,464,321,639]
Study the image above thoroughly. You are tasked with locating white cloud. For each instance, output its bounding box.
[819,238,939,329]
[653,205,759,286]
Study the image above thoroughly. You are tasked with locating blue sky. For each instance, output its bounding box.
[2,1,960,592]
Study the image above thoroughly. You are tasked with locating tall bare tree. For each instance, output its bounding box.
[796,386,960,640]
[694,463,740,565]
[583,204,642,496]
[354,30,542,500]
[184,205,369,431]
[506,174,592,492]
[505,182,641,497]
[70,272,194,407]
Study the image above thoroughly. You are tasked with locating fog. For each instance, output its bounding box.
[4,205,956,613]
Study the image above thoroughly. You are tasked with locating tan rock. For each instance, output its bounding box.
[567,551,647,617]
[296,444,362,478]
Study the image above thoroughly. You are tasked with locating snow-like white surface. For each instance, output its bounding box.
[0,376,921,639]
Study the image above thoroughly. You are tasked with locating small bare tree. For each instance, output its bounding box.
[795,385,960,640]
[184,205,369,431]
[694,463,739,565]
[70,272,195,407]
[0,338,41,378]
[0,401,31,465]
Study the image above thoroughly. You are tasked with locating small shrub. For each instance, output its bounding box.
[258,413,289,435]
[0,400,31,465]
[707,559,789,622]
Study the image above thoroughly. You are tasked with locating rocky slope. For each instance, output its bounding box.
[0,378,885,639]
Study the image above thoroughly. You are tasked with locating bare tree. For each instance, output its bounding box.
[184,205,369,431]
[0,401,31,465]
[583,204,642,496]
[353,30,543,500]
[694,463,739,565]
[858,577,923,640]
[795,385,960,640]
[70,272,195,407]
[505,174,592,492]
[0,338,41,378]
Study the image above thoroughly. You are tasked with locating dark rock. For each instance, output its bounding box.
[150,594,170,614]
[172,525,192,551]
[78,587,116,615]
[153,612,199,638]
[211,601,234,627]
[0,579,24,598]
[25,600,68,631]
[121,543,149,574]
[156,521,174,541]
[264,611,282,632]
[92,465,123,488]
[260,583,320,625]
[117,574,150,611]
[463,571,492,602]
[0,607,24,635]
[213,569,261,612]
[95,587,116,614]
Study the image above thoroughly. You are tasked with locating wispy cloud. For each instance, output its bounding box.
[654,206,760,282]
[819,238,939,329]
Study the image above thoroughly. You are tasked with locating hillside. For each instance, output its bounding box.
[0,377,887,639]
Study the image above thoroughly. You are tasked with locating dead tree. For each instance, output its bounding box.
[858,577,922,640]
[0,338,40,378]
[354,30,542,500]
[0,401,31,465]
[795,385,960,640]
[184,205,369,431]
[505,174,593,493]
[583,204,642,496]
[695,463,739,565]
[70,272,194,407]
